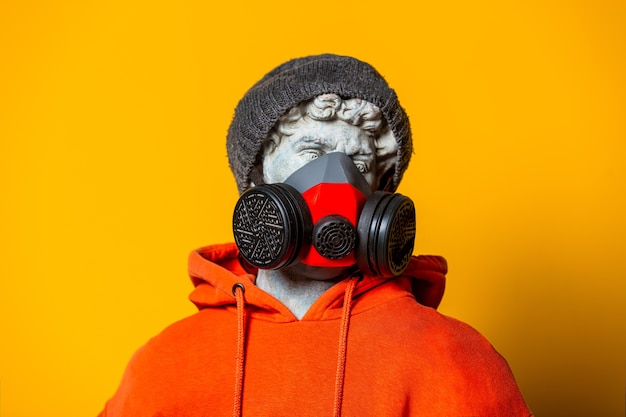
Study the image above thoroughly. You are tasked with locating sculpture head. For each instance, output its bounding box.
[228,55,416,280]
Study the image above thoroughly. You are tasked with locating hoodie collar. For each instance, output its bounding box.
[188,243,447,322]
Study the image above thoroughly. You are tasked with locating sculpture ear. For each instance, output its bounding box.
[262,136,279,155]
[374,126,399,188]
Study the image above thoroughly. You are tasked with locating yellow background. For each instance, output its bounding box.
[1,1,624,416]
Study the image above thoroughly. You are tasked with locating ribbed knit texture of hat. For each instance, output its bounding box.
[226,54,412,194]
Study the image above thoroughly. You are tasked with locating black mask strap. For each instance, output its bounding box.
[249,166,265,187]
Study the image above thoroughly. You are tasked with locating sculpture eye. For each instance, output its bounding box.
[303,150,322,161]
[353,160,368,173]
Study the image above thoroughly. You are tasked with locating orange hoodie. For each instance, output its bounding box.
[100,243,532,417]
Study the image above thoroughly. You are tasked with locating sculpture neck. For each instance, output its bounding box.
[256,268,341,320]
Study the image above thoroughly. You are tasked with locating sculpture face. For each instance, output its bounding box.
[247,95,403,282]
[261,117,381,191]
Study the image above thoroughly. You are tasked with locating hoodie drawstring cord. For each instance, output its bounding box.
[231,276,358,417]
[232,283,247,417]
[333,275,359,417]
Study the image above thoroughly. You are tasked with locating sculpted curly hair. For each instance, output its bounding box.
[258,93,398,184]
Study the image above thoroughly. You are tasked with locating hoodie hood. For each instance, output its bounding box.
[188,243,446,322]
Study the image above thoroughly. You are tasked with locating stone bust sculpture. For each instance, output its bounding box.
[226,54,415,322]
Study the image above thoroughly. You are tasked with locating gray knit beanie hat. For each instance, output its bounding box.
[227,54,412,194]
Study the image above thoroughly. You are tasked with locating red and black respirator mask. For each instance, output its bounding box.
[232,152,416,278]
